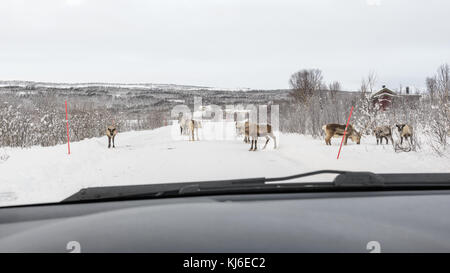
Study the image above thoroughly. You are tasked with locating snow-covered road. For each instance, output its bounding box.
[1,125,449,207]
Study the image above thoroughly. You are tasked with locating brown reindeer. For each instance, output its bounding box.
[106,125,117,148]
[395,124,413,145]
[322,123,361,145]
[236,121,249,143]
[188,119,202,141]
[373,126,393,145]
[246,122,277,151]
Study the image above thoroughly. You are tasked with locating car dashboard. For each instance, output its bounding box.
[1,190,450,252]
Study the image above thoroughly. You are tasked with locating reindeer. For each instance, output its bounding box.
[395,124,413,145]
[106,125,117,148]
[373,126,393,145]
[246,122,277,151]
[322,123,361,145]
[178,116,191,136]
[236,120,249,143]
[178,115,202,141]
[188,119,202,141]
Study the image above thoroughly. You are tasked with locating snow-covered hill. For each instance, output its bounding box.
[0,80,252,92]
[0,125,448,207]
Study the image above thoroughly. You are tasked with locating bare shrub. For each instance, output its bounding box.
[0,93,167,148]
[281,67,448,156]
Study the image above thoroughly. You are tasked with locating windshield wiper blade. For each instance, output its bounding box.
[179,170,349,194]
[265,169,346,182]
[178,171,385,194]
[62,177,268,203]
[61,170,450,203]
[62,170,345,203]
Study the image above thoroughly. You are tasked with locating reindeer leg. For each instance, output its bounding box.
[249,139,254,151]
[405,136,412,146]
[344,135,348,145]
[108,136,111,148]
[401,137,403,145]
[263,136,269,149]
[112,135,115,148]
[265,132,277,149]
[254,139,258,151]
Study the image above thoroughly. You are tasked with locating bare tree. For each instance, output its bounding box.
[353,72,379,134]
[426,76,438,104]
[437,63,450,102]
[326,81,342,123]
[359,71,377,96]
[289,69,324,103]
[422,63,450,155]
[328,81,341,101]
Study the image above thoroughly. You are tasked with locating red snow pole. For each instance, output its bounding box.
[65,100,71,155]
[337,106,354,160]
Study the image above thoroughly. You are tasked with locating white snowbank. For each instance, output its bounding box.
[0,125,448,207]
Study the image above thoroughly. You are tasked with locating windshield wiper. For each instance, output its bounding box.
[61,170,450,204]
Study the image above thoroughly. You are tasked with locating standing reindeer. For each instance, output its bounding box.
[188,119,202,141]
[106,125,117,148]
[322,123,361,145]
[178,116,202,141]
[236,120,249,143]
[373,126,393,145]
[178,116,191,136]
[246,122,277,151]
[395,124,413,145]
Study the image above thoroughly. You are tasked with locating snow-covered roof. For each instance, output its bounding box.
[370,87,398,99]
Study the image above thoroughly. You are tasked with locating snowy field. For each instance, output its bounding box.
[1,124,449,207]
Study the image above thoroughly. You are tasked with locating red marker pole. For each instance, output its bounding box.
[65,100,71,155]
[337,106,354,160]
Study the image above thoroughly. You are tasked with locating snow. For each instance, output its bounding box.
[0,124,449,207]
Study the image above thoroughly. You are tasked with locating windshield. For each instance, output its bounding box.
[0,0,449,207]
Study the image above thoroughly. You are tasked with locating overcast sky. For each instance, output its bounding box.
[0,0,449,90]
